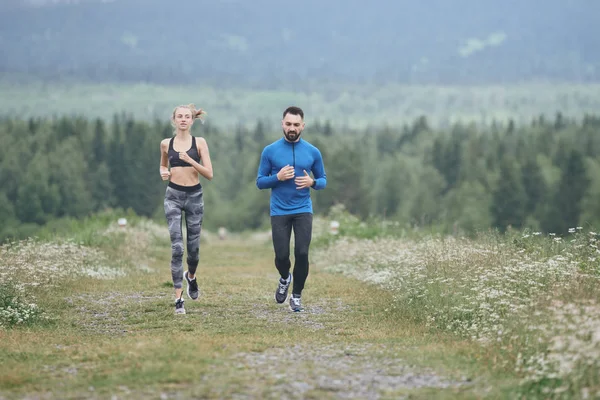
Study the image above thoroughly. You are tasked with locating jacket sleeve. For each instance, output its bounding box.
[311,148,327,190]
[256,148,279,189]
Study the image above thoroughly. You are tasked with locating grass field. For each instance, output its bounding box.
[1,214,599,399]
[0,217,504,399]
[2,81,600,129]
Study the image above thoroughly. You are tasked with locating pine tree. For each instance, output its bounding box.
[491,158,527,232]
[321,144,367,216]
[543,150,590,234]
[92,118,107,164]
[521,157,546,218]
[108,116,128,209]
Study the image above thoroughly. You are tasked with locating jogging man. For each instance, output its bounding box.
[256,106,327,312]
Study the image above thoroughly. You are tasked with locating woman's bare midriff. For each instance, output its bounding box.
[170,167,200,186]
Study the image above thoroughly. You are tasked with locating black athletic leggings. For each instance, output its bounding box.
[271,212,313,296]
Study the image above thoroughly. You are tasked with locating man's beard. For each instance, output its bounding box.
[283,130,301,141]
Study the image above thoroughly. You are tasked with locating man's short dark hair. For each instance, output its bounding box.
[283,106,304,119]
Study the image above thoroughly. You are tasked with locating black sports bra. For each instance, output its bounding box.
[168,136,201,168]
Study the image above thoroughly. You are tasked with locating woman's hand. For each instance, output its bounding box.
[179,152,193,164]
[160,168,171,181]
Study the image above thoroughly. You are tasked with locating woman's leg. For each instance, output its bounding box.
[183,188,204,277]
[164,187,185,299]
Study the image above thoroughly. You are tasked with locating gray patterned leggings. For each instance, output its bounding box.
[164,182,204,289]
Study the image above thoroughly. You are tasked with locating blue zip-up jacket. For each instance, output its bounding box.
[256,137,327,216]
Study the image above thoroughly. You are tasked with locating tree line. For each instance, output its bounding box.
[1,112,599,241]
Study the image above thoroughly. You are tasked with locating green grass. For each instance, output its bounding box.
[319,224,600,399]
[0,221,522,399]
[2,81,600,129]
[4,209,600,398]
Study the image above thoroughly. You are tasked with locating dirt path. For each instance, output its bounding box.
[1,237,482,400]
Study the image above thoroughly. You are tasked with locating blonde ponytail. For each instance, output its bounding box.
[191,104,207,122]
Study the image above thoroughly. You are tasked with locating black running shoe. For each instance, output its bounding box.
[175,298,186,315]
[275,274,292,304]
[184,271,199,300]
[289,294,302,312]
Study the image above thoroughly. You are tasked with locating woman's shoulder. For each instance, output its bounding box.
[193,136,208,146]
[160,137,172,148]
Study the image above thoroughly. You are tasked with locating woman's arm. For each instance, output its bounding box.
[159,139,170,181]
[179,136,213,180]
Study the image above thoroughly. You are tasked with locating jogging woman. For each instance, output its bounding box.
[159,104,213,314]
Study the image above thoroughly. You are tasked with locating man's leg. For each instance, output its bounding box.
[291,213,313,296]
[271,214,293,303]
[271,214,293,279]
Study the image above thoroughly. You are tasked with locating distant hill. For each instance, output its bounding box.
[1,0,599,88]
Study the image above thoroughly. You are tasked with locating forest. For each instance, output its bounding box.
[2,112,599,241]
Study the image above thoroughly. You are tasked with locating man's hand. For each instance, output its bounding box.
[295,170,314,189]
[277,165,295,181]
